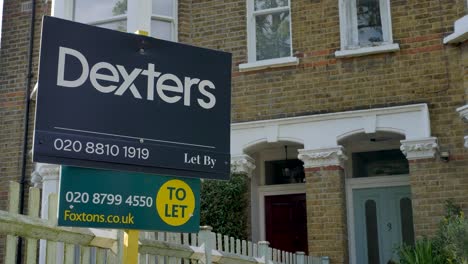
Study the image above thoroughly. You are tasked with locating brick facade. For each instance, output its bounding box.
[186,1,467,259]
[0,0,48,205]
[0,0,467,263]
[0,0,50,261]
[305,166,348,264]
[409,157,468,238]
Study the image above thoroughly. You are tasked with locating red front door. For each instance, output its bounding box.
[265,194,308,253]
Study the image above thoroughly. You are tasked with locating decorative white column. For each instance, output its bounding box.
[297,146,348,168]
[31,163,61,216]
[456,105,468,148]
[231,154,256,177]
[400,137,439,160]
[31,162,61,264]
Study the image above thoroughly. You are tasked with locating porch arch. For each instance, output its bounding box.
[231,104,432,157]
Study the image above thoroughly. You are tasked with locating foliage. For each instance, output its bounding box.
[397,239,446,264]
[111,0,127,32]
[397,200,468,264]
[200,173,248,240]
[433,200,468,264]
[112,0,127,16]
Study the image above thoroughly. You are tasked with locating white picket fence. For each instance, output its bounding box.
[1,182,329,264]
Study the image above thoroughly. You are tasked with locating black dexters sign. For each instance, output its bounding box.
[33,16,232,180]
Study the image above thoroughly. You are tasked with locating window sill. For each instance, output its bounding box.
[238,57,299,72]
[443,15,468,44]
[334,43,400,58]
[457,104,468,121]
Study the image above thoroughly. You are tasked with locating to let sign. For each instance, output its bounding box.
[58,166,200,232]
[33,16,231,180]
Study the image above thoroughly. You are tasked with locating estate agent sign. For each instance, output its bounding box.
[33,16,232,180]
[58,166,200,232]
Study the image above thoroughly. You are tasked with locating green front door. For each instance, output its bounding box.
[353,186,415,264]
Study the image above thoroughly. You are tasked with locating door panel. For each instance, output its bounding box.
[265,194,308,254]
[354,189,384,264]
[364,199,381,264]
[353,186,414,264]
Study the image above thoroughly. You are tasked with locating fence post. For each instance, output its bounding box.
[5,182,20,264]
[26,187,41,264]
[199,226,214,264]
[258,241,270,264]
[122,230,139,264]
[46,193,59,264]
[296,251,305,264]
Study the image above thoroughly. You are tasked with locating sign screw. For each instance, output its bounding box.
[140,139,144,143]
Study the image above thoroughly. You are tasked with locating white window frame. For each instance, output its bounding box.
[336,0,399,58]
[151,8,178,42]
[52,0,178,41]
[240,0,298,72]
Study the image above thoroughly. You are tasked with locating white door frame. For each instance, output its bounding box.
[346,175,411,264]
[257,183,306,241]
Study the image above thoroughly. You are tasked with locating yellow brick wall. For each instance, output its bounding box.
[305,166,348,264]
[409,157,468,237]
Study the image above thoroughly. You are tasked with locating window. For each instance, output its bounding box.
[265,159,305,185]
[252,0,291,61]
[364,200,380,264]
[74,0,128,32]
[352,149,409,178]
[400,197,415,246]
[356,0,383,46]
[151,0,177,41]
[336,0,399,58]
[240,0,298,72]
[57,0,177,41]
